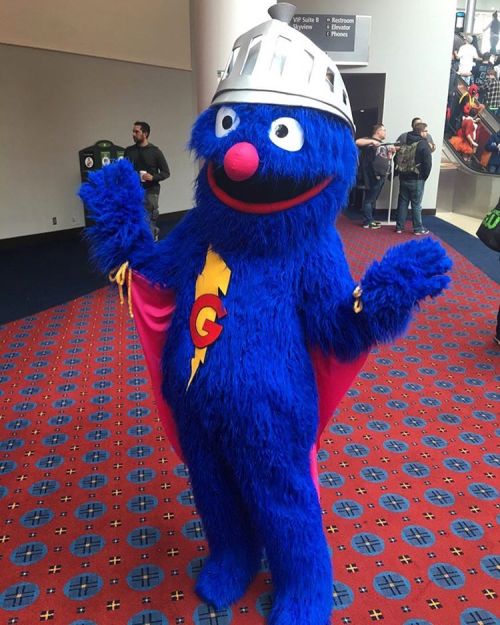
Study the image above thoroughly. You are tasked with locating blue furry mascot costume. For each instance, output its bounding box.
[80,4,451,624]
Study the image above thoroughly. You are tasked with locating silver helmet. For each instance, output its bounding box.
[212,2,355,132]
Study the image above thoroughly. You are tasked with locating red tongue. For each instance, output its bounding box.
[223,142,259,181]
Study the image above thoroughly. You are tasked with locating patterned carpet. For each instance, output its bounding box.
[0,218,498,625]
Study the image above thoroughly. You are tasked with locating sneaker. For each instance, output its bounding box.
[414,229,429,236]
[395,228,403,234]
[363,222,381,229]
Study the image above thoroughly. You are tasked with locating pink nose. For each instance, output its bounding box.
[223,142,259,182]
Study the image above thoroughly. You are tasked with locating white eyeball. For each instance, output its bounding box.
[215,106,240,138]
[269,117,304,151]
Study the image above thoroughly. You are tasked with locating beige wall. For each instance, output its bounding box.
[0,1,195,240]
[0,0,191,70]
[0,44,196,240]
[190,0,273,112]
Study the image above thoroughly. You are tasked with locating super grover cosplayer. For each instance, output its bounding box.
[79,4,452,624]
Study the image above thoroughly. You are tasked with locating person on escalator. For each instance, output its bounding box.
[449,84,482,135]
[472,53,493,88]
[459,84,484,114]
[482,68,500,113]
[456,36,480,84]
[449,105,479,162]
[484,131,500,174]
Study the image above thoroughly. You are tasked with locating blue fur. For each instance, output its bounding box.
[80,102,451,625]
[79,160,154,275]
[190,104,357,192]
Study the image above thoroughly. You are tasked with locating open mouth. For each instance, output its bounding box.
[207,163,333,214]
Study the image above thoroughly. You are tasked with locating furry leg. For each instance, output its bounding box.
[180,430,261,609]
[230,445,333,625]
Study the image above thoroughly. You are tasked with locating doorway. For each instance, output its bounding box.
[342,73,386,138]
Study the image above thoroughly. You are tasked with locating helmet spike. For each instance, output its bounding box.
[268,2,296,24]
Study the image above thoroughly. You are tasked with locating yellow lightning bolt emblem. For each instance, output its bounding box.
[187,248,231,389]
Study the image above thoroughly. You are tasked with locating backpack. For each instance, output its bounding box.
[476,200,500,252]
[396,142,420,174]
[372,144,392,178]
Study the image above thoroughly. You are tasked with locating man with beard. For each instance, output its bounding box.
[124,121,170,241]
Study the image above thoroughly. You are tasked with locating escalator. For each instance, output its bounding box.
[438,78,500,217]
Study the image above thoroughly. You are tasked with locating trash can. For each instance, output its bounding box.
[78,140,125,225]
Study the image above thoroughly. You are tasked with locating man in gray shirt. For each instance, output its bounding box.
[397,117,436,152]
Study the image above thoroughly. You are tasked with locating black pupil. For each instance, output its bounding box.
[275,124,288,138]
[222,115,233,130]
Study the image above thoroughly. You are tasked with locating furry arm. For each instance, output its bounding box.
[358,238,452,346]
[300,237,452,362]
[79,159,201,290]
[78,159,155,275]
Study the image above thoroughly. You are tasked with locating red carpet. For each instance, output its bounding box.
[0,218,498,625]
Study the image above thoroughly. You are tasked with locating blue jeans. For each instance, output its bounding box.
[362,177,385,225]
[488,164,500,174]
[396,178,425,232]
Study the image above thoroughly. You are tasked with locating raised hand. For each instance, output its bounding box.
[79,159,154,274]
[360,238,452,343]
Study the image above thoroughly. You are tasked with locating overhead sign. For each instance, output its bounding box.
[292,14,356,51]
[291,13,371,66]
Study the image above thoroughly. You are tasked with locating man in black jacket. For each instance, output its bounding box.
[124,121,170,241]
[355,124,392,229]
[395,122,432,235]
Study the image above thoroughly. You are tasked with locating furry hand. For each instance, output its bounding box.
[360,238,452,342]
[78,159,154,274]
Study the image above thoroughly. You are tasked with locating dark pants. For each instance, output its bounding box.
[396,179,425,232]
[145,192,160,239]
[362,177,385,225]
[488,163,500,174]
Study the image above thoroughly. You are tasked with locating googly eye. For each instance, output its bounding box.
[269,117,304,151]
[215,106,240,138]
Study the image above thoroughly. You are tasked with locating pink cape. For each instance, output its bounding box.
[130,270,368,490]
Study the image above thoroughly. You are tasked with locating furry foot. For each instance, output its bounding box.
[195,552,260,609]
[269,593,332,625]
